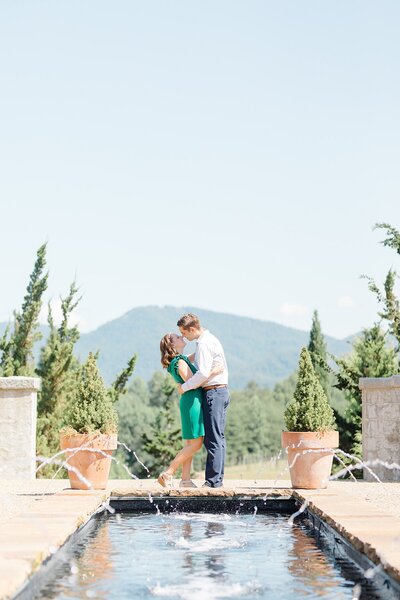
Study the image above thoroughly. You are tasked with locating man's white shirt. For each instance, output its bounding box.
[181,329,228,392]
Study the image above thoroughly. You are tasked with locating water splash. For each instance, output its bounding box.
[288,499,309,527]
[332,457,400,481]
[149,578,262,600]
[173,535,245,552]
[117,441,150,477]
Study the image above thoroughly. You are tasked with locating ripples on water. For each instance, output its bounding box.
[37,512,383,599]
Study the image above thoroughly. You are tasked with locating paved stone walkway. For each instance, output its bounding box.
[0,478,399,599]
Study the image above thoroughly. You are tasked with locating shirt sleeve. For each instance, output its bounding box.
[181,342,213,391]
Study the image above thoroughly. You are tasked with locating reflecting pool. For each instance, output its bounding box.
[36,512,382,599]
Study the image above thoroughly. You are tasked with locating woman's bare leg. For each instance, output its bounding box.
[181,441,192,481]
[164,437,203,476]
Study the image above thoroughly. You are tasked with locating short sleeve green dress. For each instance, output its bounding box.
[167,354,205,440]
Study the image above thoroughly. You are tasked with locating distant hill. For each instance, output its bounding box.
[75,306,352,388]
[0,306,354,388]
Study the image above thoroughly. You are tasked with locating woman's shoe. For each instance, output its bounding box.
[179,479,197,488]
[157,472,173,488]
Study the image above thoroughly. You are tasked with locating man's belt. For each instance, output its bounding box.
[202,384,228,392]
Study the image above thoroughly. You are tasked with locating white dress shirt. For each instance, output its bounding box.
[181,329,228,392]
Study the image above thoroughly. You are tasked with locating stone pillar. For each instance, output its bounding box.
[0,377,41,479]
[359,376,400,482]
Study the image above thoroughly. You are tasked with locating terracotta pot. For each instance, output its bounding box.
[281,431,339,489]
[60,432,117,490]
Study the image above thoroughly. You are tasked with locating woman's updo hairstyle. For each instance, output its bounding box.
[160,333,178,368]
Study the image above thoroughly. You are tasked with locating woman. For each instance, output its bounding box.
[158,332,221,488]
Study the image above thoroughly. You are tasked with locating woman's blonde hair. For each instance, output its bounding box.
[160,333,178,368]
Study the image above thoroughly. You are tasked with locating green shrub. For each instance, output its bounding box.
[284,347,336,432]
[61,352,118,435]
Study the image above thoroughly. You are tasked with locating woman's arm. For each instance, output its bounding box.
[177,359,223,390]
[187,353,195,363]
[177,360,194,384]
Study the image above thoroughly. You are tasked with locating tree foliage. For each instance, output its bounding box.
[322,324,398,457]
[0,243,48,376]
[109,354,138,403]
[363,223,400,346]
[308,309,330,398]
[375,222,400,255]
[141,375,182,474]
[284,347,336,433]
[61,352,118,434]
[36,283,82,475]
[37,283,81,416]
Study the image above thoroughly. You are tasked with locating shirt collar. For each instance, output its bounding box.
[196,329,208,343]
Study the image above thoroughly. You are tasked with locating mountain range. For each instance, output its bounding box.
[1,306,354,388]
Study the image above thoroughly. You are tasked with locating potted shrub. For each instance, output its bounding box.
[282,347,338,489]
[60,352,118,490]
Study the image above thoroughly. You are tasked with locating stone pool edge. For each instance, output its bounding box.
[290,487,400,587]
[1,479,400,599]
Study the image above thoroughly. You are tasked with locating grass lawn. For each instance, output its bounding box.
[223,458,288,480]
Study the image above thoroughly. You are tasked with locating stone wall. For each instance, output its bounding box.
[360,376,400,482]
[0,377,41,479]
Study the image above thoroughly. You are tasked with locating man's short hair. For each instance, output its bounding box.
[177,313,201,330]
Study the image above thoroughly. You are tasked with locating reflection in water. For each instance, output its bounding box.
[177,518,227,578]
[43,518,115,599]
[288,524,344,597]
[204,521,226,579]
[35,512,383,600]
[181,521,194,572]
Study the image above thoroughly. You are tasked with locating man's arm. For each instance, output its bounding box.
[181,344,213,392]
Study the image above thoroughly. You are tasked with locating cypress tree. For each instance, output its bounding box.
[284,347,336,433]
[36,282,82,475]
[364,223,400,346]
[109,354,138,404]
[0,243,48,376]
[62,352,118,434]
[375,222,400,254]
[332,324,398,457]
[308,310,330,398]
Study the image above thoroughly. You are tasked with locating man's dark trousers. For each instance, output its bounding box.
[202,387,230,487]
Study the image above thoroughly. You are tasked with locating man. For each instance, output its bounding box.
[177,313,229,488]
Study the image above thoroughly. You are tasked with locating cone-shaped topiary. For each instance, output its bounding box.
[61,352,118,434]
[284,347,336,432]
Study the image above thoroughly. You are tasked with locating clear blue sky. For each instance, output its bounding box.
[1,1,399,339]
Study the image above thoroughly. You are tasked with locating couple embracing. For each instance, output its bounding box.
[158,313,230,489]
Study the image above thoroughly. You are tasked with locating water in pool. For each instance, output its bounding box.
[36,511,382,599]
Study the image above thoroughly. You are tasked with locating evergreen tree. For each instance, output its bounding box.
[112,378,154,477]
[0,243,48,376]
[330,324,398,457]
[375,222,400,254]
[284,347,336,433]
[147,371,175,407]
[62,352,118,434]
[108,354,138,403]
[142,375,182,475]
[308,310,330,398]
[36,282,82,476]
[363,223,400,346]
[225,382,284,463]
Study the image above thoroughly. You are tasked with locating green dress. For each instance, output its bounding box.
[167,354,205,440]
